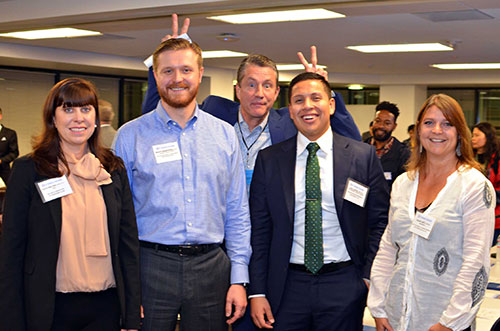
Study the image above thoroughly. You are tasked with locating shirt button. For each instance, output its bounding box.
[188,222,192,227]
[187,198,192,203]
[182,132,186,136]
[186,176,190,180]
[184,153,188,158]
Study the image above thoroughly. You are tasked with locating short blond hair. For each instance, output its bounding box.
[153,38,203,72]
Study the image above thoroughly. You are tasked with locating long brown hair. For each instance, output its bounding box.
[407,94,479,177]
[31,78,123,177]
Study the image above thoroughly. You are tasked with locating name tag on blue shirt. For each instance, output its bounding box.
[152,142,182,164]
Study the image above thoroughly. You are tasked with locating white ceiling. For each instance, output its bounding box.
[1,0,500,85]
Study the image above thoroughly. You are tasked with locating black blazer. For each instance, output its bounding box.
[248,133,389,313]
[0,156,141,331]
[0,126,19,183]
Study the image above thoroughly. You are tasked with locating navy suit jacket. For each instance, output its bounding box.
[142,67,361,142]
[248,133,389,313]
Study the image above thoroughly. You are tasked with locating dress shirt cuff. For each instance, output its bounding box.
[248,294,266,299]
[230,263,249,284]
[143,55,153,68]
[369,309,388,319]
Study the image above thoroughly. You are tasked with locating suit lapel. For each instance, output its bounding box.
[277,138,296,225]
[333,134,353,216]
[269,109,284,144]
[101,179,117,251]
[48,199,62,239]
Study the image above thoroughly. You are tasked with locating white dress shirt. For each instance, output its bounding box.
[290,129,351,264]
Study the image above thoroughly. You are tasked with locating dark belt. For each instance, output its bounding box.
[140,240,219,256]
[289,261,353,274]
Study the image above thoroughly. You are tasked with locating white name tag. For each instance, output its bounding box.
[343,178,369,208]
[384,172,392,180]
[35,176,73,203]
[410,212,436,239]
[152,142,182,164]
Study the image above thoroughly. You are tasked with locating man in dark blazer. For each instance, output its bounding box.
[0,107,19,185]
[249,73,389,330]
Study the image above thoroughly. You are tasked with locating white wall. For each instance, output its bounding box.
[379,85,427,141]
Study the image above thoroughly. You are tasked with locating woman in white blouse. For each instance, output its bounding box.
[367,94,494,331]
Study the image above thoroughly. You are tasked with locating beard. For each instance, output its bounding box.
[373,128,392,142]
[159,83,199,109]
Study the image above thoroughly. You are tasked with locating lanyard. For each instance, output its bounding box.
[237,120,269,166]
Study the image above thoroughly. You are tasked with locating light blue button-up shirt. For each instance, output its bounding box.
[113,102,251,283]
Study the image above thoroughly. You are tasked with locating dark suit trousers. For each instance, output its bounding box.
[273,264,367,331]
[140,246,231,331]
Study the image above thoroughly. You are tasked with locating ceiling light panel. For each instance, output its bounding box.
[202,50,248,58]
[207,9,344,24]
[432,63,500,70]
[347,43,453,53]
[0,28,102,40]
[276,64,327,71]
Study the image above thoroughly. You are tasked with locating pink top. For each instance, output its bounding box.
[55,151,115,293]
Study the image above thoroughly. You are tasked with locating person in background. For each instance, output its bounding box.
[99,100,117,148]
[366,101,410,191]
[472,121,500,245]
[0,106,19,186]
[361,120,373,141]
[402,124,415,149]
[0,78,141,331]
[368,94,494,331]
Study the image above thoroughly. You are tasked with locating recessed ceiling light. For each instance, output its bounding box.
[431,63,500,70]
[276,64,327,71]
[207,9,344,24]
[202,50,248,58]
[0,28,102,40]
[347,43,453,53]
[348,84,364,90]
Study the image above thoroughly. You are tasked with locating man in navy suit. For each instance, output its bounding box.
[248,72,389,330]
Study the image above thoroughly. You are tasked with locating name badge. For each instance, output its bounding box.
[152,142,182,164]
[410,212,436,240]
[384,172,392,180]
[343,178,369,208]
[245,169,254,188]
[35,176,73,203]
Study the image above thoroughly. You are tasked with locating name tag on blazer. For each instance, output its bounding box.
[35,176,73,203]
[343,177,369,207]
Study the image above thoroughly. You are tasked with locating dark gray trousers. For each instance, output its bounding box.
[140,246,230,331]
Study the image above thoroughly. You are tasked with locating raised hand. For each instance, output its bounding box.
[297,45,328,81]
[161,13,190,42]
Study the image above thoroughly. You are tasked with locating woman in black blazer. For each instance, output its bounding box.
[0,78,141,331]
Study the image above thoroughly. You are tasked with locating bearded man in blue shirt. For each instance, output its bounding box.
[113,37,250,331]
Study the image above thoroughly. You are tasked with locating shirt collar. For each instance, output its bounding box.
[154,100,200,128]
[237,107,269,132]
[297,128,333,157]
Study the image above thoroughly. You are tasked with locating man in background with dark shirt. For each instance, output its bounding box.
[365,101,410,191]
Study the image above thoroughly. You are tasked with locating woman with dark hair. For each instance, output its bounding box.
[472,122,500,245]
[0,78,140,331]
[368,94,494,331]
